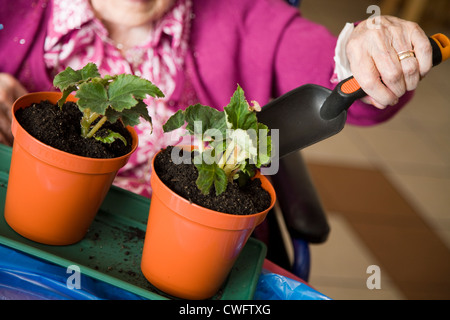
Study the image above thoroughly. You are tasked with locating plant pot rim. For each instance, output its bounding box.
[151,146,276,230]
[11,91,138,174]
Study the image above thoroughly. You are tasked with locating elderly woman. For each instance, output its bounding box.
[0,0,431,197]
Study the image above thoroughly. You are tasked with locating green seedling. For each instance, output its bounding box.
[53,63,164,145]
[163,85,272,196]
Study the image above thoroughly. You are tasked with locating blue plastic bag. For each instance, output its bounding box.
[1,243,330,300]
[0,244,144,300]
[254,270,331,300]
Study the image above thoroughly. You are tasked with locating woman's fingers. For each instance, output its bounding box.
[347,37,398,108]
[0,73,28,145]
[0,109,13,145]
[409,22,433,78]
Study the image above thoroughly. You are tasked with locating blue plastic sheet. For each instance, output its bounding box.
[0,243,329,300]
[254,271,330,300]
[0,244,144,300]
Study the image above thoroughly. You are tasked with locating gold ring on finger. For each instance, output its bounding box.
[397,50,416,61]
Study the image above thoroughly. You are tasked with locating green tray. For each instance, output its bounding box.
[0,144,266,300]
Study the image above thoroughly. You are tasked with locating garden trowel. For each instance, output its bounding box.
[258,33,450,159]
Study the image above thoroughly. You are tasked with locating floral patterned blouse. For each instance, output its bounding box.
[44,0,194,197]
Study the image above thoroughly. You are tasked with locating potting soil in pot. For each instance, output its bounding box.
[154,146,272,215]
[15,100,132,158]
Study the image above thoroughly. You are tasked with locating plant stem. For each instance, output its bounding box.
[218,142,240,180]
[80,108,106,138]
[80,109,94,137]
[86,116,108,138]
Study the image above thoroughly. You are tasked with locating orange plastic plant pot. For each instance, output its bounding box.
[4,92,138,245]
[140,149,276,300]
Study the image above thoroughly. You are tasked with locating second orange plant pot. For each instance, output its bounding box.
[141,148,276,300]
[4,92,138,245]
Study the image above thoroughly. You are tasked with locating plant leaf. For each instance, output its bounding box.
[58,88,76,108]
[53,63,101,91]
[127,100,152,125]
[81,63,102,80]
[241,160,256,177]
[94,129,127,146]
[110,101,153,129]
[184,104,227,137]
[75,82,110,114]
[53,63,102,108]
[256,123,271,166]
[163,109,186,132]
[163,104,227,139]
[224,85,258,131]
[195,163,227,196]
[107,74,164,112]
[104,108,121,124]
[213,169,228,196]
[53,67,80,91]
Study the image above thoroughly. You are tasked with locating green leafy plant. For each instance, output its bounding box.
[163,85,272,196]
[53,63,164,145]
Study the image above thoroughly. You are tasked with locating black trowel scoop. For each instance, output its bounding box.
[258,33,450,159]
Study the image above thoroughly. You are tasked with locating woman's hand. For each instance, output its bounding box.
[0,73,27,145]
[346,16,432,109]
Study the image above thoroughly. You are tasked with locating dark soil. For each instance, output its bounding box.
[154,146,272,215]
[15,100,132,158]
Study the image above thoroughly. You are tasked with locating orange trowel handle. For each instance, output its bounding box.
[430,33,450,66]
